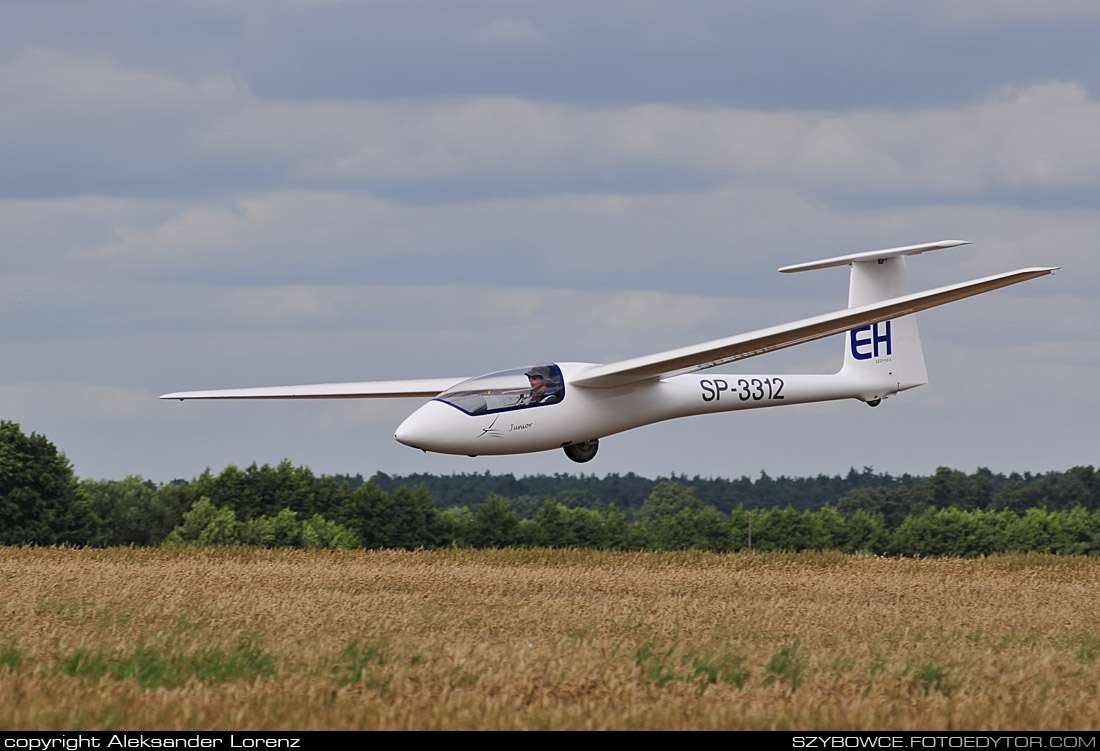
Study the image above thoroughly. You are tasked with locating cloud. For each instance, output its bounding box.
[6,45,1100,206]
[255,85,1100,200]
[223,1,1100,109]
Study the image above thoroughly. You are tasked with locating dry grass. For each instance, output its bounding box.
[2,547,1099,730]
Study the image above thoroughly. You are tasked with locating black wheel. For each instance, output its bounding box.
[563,439,599,463]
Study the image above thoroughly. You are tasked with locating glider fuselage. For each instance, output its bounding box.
[394,361,889,456]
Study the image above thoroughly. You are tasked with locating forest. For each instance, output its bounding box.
[4,419,1100,557]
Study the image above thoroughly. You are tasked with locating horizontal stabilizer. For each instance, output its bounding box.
[160,377,468,401]
[778,240,970,273]
[570,266,1056,388]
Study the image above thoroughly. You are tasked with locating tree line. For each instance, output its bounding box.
[4,419,1100,557]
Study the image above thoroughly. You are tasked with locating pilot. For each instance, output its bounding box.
[524,366,560,405]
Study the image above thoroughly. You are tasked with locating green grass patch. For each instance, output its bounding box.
[331,640,391,689]
[0,641,23,672]
[1069,632,1100,663]
[902,658,951,696]
[635,642,679,688]
[687,648,752,691]
[634,641,752,692]
[55,640,276,689]
[763,644,805,691]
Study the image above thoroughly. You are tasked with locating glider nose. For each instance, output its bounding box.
[395,400,450,451]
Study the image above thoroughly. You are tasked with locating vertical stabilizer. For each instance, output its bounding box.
[778,240,969,403]
[841,256,928,394]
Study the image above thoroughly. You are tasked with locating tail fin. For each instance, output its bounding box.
[842,253,928,393]
[780,240,970,403]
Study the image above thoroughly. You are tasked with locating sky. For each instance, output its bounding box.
[1,0,1097,484]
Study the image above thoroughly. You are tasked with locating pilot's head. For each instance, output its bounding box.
[525,365,553,392]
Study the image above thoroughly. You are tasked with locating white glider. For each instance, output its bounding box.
[162,241,1056,463]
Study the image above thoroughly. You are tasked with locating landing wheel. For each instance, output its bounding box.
[866,398,881,407]
[563,439,599,463]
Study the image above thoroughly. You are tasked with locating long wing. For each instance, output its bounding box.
[160,377,468,401]
[570,267,1056,389]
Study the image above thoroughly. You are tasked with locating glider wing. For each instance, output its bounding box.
[160,377,468,401]
[570,267,1056,388]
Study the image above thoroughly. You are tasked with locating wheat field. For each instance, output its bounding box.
[1,546,1099,730]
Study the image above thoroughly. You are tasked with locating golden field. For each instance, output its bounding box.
[1,546,1099,731]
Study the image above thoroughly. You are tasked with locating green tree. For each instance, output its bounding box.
[888,507,996,557]
[388,485,444,549]
[189,461,320,519]
[199,505,241,545]
[727,506,752,551]
[524,501,618,548]
[1027,467,1099,512]
[636,481,703,521]
[438,505,474,547]
[166,496,241,545]
[1003,508,1060,553]
[331,481,444,549]
[168,498,358,550]
[333,480,395,548]
[842,508,891,554]
[836,486,920,530]
[239,514,278,547]
[908,467,993,513]
[1060,506,1100,555]
[817,506,848,551]
[239,507,302,547]
[602,505,629,550]
[83,476,183,546]
[300,514,361,549]
[645,507,730,551]
[314,475,354,519]
[752,507,827,551]
[0,421,98,545]
[526,500,569,547]
[470,494,519,547]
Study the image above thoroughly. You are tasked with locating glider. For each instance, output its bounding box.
[161,241,1055,463]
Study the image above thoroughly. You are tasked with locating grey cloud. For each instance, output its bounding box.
[6,46,1100,208]
[228,1,1100,109]
[10,1,1100,111]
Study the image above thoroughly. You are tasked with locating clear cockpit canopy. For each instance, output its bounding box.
[435,364,564,415]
